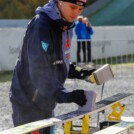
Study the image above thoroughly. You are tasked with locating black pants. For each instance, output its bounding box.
[87,41,92,62]
[77,41,86,63]
[11,101,53,134]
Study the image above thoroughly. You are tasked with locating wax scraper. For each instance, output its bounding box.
[86,64,114,85]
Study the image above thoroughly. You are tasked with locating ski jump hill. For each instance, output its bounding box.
[82,0,134,26]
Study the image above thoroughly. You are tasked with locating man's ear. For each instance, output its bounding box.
[57,0,62,8]
[59,0,62,6]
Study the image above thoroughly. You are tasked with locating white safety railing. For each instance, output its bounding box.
[70,39,134,78]
[0,27,134,78]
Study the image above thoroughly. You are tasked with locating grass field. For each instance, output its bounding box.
[0,62,134,83]
[0,71,13,82]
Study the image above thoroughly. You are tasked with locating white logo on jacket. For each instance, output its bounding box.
[53,60,63,65]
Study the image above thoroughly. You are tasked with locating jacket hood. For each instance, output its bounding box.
[36,0,60,21]
[35,0,75,31]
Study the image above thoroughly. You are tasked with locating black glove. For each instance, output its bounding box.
[68,63,96,79]
[77,68,96,79]
[69,90,87,106]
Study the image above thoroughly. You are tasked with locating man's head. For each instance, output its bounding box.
[58,0,87,23]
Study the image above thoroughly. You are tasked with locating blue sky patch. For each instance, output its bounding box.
[41,41,48,52]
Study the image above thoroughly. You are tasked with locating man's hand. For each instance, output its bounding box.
[68,63,96,79]
[76,68,96,79]
[69,90,87,106]
[56,89,87,106]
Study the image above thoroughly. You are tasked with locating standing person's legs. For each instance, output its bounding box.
[77,41,81,63]
[11,100,53,134]
[82,41,86,63]
[87,41,91,62]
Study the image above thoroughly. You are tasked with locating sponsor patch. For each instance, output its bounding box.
[79,0,86,3]
[66,39,71,49]
[76,0,86,6]
[66,53,70,59]
[76,1,83,6]
[53,60,63,65]
[41,41,48,52]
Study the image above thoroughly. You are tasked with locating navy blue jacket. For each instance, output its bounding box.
[10,1,75,111]
[86,26,93,39]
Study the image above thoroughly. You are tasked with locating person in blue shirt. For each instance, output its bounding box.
[83,17,94,63]
[9,0,96,133]
[75,15,87,63]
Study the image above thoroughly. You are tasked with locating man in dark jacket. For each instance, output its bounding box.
[9,0,95,133]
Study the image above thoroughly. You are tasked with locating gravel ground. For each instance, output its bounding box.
[0,78,134,133]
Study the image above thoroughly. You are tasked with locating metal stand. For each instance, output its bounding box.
[108,102,126,121]
[64,115,91,134]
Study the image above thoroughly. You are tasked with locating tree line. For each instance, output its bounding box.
[0,0,96,19]
[0,0,48,19]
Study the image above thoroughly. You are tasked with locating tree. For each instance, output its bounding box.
[0,0,48,19]
[0,0,97,19]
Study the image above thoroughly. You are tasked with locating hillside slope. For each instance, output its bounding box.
[88,0,134,26]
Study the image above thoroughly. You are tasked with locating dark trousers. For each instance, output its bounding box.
[11,101,53,134]
[77,41,86,63]
[87,41,92,62]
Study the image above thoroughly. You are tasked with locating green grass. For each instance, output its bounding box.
[0,71,13,82]
[93,54,134,65]
[0,55,133,83]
